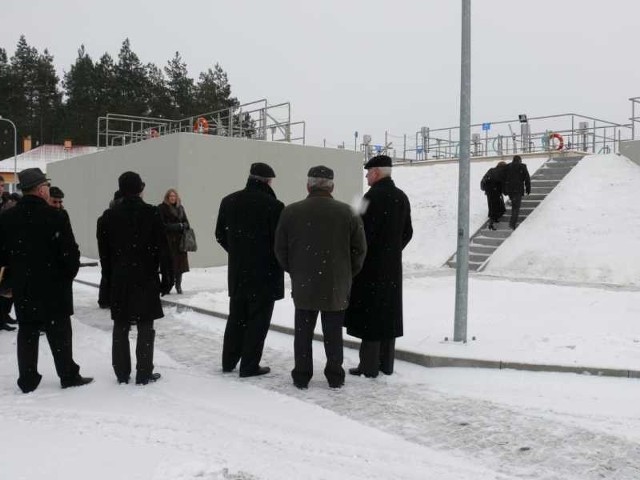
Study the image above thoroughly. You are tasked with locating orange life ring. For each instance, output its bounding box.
[549,132,564,150]
[149,128,160,138]
[194,117,209,133]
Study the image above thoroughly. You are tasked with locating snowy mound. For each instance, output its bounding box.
[485,154,640,286]
[393,157,547,271]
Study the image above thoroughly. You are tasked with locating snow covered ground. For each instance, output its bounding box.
[3,153,640,479]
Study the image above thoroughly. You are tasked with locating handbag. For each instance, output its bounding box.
[179,227,198,252]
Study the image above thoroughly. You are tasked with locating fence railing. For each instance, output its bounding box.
[96,99,306,149]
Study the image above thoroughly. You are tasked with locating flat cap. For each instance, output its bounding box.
[250,162,276,178]
[49,186,64,199]
[18,168,49,191]
[118,171,145,196]
[364,155,392,169]
[307,165,334,180]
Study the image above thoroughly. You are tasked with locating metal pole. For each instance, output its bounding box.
[403,134,407,161]
[454,0,471,343]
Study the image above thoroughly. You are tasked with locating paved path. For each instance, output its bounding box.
[73,285,640,480]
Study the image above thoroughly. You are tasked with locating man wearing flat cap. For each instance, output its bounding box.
[0,168,93,393]
[345,155,413,378]
[97,171,172,385]
[275,165,367,389]
[215,162,284,378]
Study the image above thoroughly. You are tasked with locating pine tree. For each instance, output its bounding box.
[0,47,14,160]
[63,45,97,145]
[113,38,148,116]
[164,52,194,117]
[145,63,177,119]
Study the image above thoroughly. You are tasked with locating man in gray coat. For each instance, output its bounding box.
[275,165,367,389]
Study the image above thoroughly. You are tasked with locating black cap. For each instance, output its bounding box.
[307,165,334,180]
[250,162,276,178]
[118,171,145,196]
[18,168,49,191]
[49,186,64,199]
[364,155,392,169]
[513,155,522,163]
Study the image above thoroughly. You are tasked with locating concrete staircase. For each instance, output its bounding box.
[447,155,583,271]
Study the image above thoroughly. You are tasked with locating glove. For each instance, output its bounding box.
[160,277,172,296]
[525,188,531,195]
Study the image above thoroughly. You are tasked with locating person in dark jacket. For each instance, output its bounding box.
[345,155,413,378]
[480,161,507,230]
[502,155,531,229]
[275,165,367,389]
[0,190,19,331]
[97,191,123,309]
[97,171,172,385]
[215,162,285,377]
[0,168,92,393]
[158,189,190,294]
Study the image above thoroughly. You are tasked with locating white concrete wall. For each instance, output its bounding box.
[619,140,640,167]
[47,133,363,267]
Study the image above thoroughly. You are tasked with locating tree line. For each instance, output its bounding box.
[0,35,241,160]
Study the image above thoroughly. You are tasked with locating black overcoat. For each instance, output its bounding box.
[345,177,413,340]
[215,179,285,301]
[503,162,531,195]
[97,196,171,325]
[0,195,80,326]
[158,202,190,275]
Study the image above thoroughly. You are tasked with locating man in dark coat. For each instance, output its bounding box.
[48,186,65,209]
[502,155,531,229]
[345,155,413,378]
[480,161,507,230]
[97,172,172,385]
[96,191,123,309]
[275,165,367,389]
[215,162,285,378]
[0,168,93,393]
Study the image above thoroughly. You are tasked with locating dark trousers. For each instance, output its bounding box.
[222,297,274,375]
[112,321,155,382]
[486,192,505,222]
[98,274,110,307]
[17,316,80,393]
[358,338,396,376]
[291,309,345,387]
[508,194,523,228]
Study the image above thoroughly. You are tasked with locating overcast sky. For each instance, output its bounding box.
[1,0,639,149]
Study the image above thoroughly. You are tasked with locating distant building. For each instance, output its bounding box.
[0,144,98,189]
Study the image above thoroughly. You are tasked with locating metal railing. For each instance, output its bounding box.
[96,99,306,149]
[630,97,640,140]
[360,113,633,162]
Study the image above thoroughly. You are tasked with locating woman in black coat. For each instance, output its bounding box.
[158,189,190,294]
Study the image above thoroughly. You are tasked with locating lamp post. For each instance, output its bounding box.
[454,0,471,343]
[0,116,18,189]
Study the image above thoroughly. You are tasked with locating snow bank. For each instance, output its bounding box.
[485,154,640,286]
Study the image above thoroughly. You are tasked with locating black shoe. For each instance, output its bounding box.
[61,375,94,389]
[117,377,130,385]
[348,367,377,378]
[136,372,161,385]
[239,366,270,378]
[328,381,344,389]
[380,369,393,376]
[98,303,110,309]
[0,322,16,331]
[176,286,183,294]
[293,381,308,390]
[488,222,497,230]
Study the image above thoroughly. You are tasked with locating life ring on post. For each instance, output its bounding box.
[194,117,209,134]
[149,128,160,138]
[549,132,564,151]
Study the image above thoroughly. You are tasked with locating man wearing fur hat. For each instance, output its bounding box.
[215,162,285,378]
[0,168,93,393]
[345,155,413,378]
[275,165,367,389]
[97,171,172,385]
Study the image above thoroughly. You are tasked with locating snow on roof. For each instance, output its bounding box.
[0,144,98,174]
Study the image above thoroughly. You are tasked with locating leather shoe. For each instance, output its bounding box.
[136,372,161,385]
[348,367,377,378]
[61,375,94,389]
[328,381,344,389]
[239,366,270,378]
[293,381,308,390]
[117,377,130,385]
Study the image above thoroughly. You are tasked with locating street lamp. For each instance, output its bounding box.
[0,116,17,190]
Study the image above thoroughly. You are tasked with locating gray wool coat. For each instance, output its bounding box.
[274,189,367,312]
